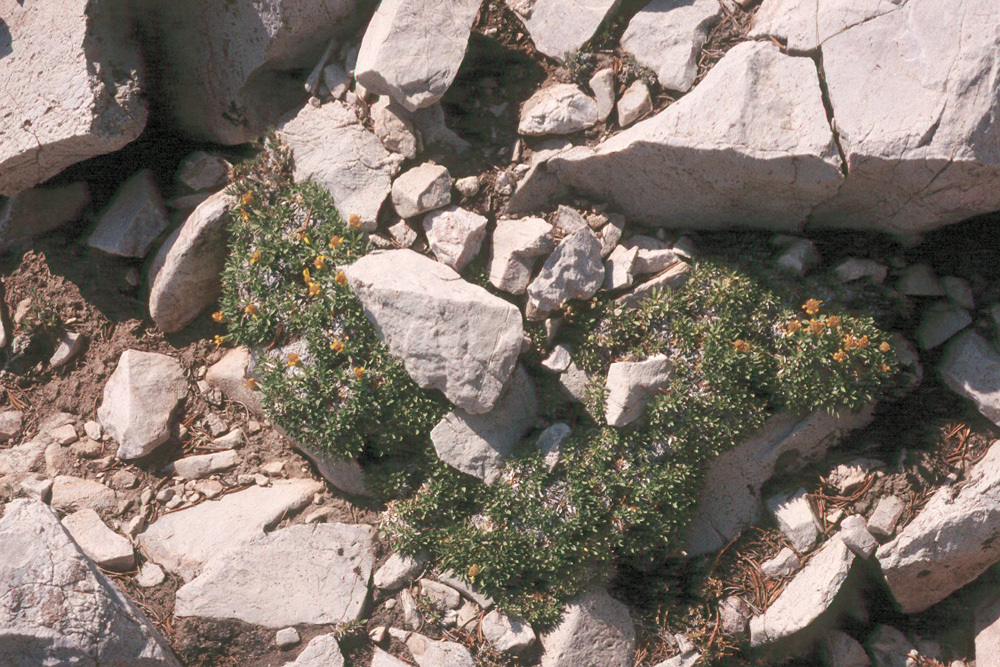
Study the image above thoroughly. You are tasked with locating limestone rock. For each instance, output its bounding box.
[776,238,821,277]
[483,610,536,654]
[98,350,188,460]
[867,495,905,538]
[942,276,975,310]
[370,647,408,667]
[518,84,601,136]
[866,625,916,667]
[552,205,589,235]
[0,434,49,476]
[61,508,135,571]
[50,475,117,515]
[284,634,344,667]
[0,410,24,443]
[405,633,475,667]
[549,41,842,231]
[0,499,180,666]
[876,440,1000,613]
[915,301,971,350]
[939,331,1000,427]
[616,80,652,127]
[653,650,702,667]
[719,596,751,636]
[840,514,878,559]
[590,68,616,122]
[537,423,571,471]
[323,63,351,101]
[277,101,402,231]
[392,163,453,219]
[506,0,622,59]
[0,183,90,248]
[767,488,820,552]
[136,562,166,588]
[345,249,523,414]
[431,366,537,483]
[139,479,322,581]
[821,630,871,667]
[976,594,1000,667]
[49,331,85,369]
[148,191,235,333]
[206,347,264,416]
[749,537,855,646]
[620,0,721,93]
[175,523,374,627]
[420,578,462,609]
[88,170,170,258]
[489,217,556,294]
[0,0,146,196]
[604,355,673,426]
[897,264,944,296]
[166,450,239,480]
[540,589,635,667]
[177,151,231,192]
[527,227,604,314]
[355,0,481,111]
[834,258,888,284]
[616,261,691,307]
[622,235,682,276]
[760,547,801,577]
[275,628,300,648]
[423,205,488,271]
[750,0,904,52]
[375,552,427,590]
[373,98,420,159]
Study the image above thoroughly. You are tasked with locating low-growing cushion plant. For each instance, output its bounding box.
[219,136,903,628]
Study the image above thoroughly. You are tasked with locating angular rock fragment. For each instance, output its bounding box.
[775,238,821,277]
[375,552,427,590]
[391,163,453,219]
[405,633,475,667]
[940,331,1000,427]
[483,610,536,654]
[976,594,1000,667]
[604,245,638,290]
[834,258,887,284]
[527,227,604,314]
[88,170,170,258]
[604,355,673,427]
[373,98,420,159]
[519,84,601,136]
[0,183,90,248]
[537,423,571,471]
[839,514,878,559]
[61,508,135,571]
[489,217,556,294]
[166,450,239,480]
[915,301,971,350]
[617,80,652,127]
[49,331,85,369]
[423,205,488,271]
[867,495,905,538]
[719,596,751,636]
[98,350,188,460]
[590,68,616,122]
[50,475,117,515]
[896,264,943,296]
[766,488,820,552]
[540,589,635,667]
[345,249,523,414]
[177,151,231,192]
[205,346,263,416]
[506,0,622,59]
[821,630,871,667]
[285,634,345,667]
[622,235,681,275]
[616,261,691,306]
[760,547,800,577]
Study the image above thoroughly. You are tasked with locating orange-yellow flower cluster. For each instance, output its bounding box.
[730,339,751,352]
[335,271,348,286]
[802,299,822,316]
[785,320,802,334]
[348,213,361,228]
[329,235,343,250]
[807,319,825,335]
[287,352,301,367]
[832,349,847,363]
[330,339,344,353]
[842,333,869,350]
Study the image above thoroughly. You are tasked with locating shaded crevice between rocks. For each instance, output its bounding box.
[811,49,848,179]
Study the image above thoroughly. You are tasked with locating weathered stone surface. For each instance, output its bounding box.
[867,495,905,538]
[166,450,239,480]
[420,578,462,609]
[0,434,49,476]
[0,410,24,443]
[750,0,904,52]
[0,183,90,248]
[653,650,702,667]
[278,101,402,231]
[392,163,453,219]
[760,547,801,578]
[519,84,601,136]
[0,0,146,196]
[915,301,971,350]
[767,488,820,552]
[61,508,135,571]
[50,475,117,515]
[590,68,616,122]
[175,523,373,627]
[940,331,1000,427]
[506,0,621,59]
[49,331,85,369]
[604,355,673,426]
[719,596,751,636]
[370,647,408,667]
[139,0,355,144]
[840,514,878,559]
[0,499,180,666]
[177,151,231,192]
[684,406,875,556]
[275,628,300,648]
[435,570,495,608]
[750,537,855,646]
[897,264,943,296]
[345,249,523,414]
[373,98,420,159]
[622,235,681,275]
[405,633,475,667]
[489,217,556,294]
[139,479,322,581]
[834,258,888,284]
[88,170,170,258]
[374,552,427,590]
[423,206,488,271]
[355,0,481,111]
[136,562,166,589]
[431,366,537,483]
[98,350,188,460]
[537,423,570,471]
[527,227,604,314]
[540,589,635,667]
[506,139,573,216]
[148,191,235,333]
[284,634,345,667]
[604,245,638,290]
[877,440,1000,613]
[942,276,975,310]
[483,610,536,654]
[776,238,821,277]
[620,0,721,93]
[206,347,264,416]
[976,594,1000,667]
[811,0,1000,235]
[617,81,652,127]
[866,625,916,667]
[549,42,842,231]
[821,630,871,667]
[617,261,691,307]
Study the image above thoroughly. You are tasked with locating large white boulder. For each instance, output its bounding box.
[355,0,482,111]
[939,331,1000,427]
[877,440,1000,613]
[0,499,180,666]
[750,0,905,51]
[344,249,523,414]
[505,0,622,59]
[549,41,843,231]
[0,0,146,196]
[540,589,635,667]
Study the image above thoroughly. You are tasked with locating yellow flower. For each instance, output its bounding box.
[785,320,802,334]
[308,282,322,297]
[287,352,301,367]
[329,235,343,250]
[244,303,258,318]
[296,229,311,245]
[857,335,869,348]
[803,299,823,316]
[313,255,326,271]
[244,377,257,390]
[335,271,348,286]
[880,341,892,353]
[879,363,891,372]
[353,366,365,380]
[349,213,361,228]
[250,249,261,264]
[303,267,312,284]
[214,334,226,346]
[468,564,480,580]
[241,191,253,205]
[833,349,847,363]
[240,209,250,222]
[330,339,344,353]
[212,311,225,323]
[808,319,825,334]
[826,315,841,329]
[730,339,751,353]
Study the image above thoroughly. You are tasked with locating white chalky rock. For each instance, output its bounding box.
[604,245,639,290]
[391,163,453,219]
[915,301,971,350]
[0,0,146,196]
[388,220,418,247]
[839,514,878,559]
[98,350,188,460]
[1,500,180,665]
[370,647,408,667]
[527,227,605,314]
[175,523,373,627]
[136,562,166,588]
[420,578,462,609]
[622,235,681,275]
[590,68,616,122]
[760,547,801,577]
[278,100,402,231]
[767,488,821,553]
[604,355,674,427]
[139,479,322,581]
[0,183,91,248]
[552,205,589,235]
[541,345,573,373]
[940,331,1000,427]
[537,423,571,471]
[275,627,301,648]
[166,450,239,480]
[620,0,721,93]
[489,217,556,294]
[810,0,1000,235]
[149,190,236,333]
[405,633,475,667]
[653,650,702,667]
[205,347,263,416]
[750,0,904,52]
[431,366,537,483]
[506,0,621,59]
[373,98,420,159]
[518,84,602,136]
[0,434,49,476]
[284,634,345,667]
[877,440,1000,613]
[423,206,488,271]
[976,595,1000,667]
[323,63,352,100]
[483,609,536,654]
[61,508,135,572]
[549,41,843,231]
[540,589,635,667]
[867,496,905,538]
[616,80,653,128]
[374,552,427,590]
[49,331,85,369]
[50,475,117,515]
[88,170,170,258]
[750,537,855,646]
[776,238,821,277]
[177,151,231,192]
[355,0,481,111]
[821,630,871,667]
[345,249,523,414]
[0,411,23,443]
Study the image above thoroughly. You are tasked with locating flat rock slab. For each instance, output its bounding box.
[88,170,170,258]
[98,350,188,460]
[540,589,635,667]
[355,0,482,111]
[0,499,180,666]
[750,536,855,646]
[391,163,453,219]
[345,249,523,414]
[750,0,905,51]
[149,191,235,333]
[277,101,403,231]
[284,634,345,667]
[0,183,90,249]
[405,633,475,667]
[50,475,117,515]
[175,523,374,627]
[518,84,601,136]
[549,41,842,231]
[939,331,1000,427]
[877,439,1000,613]
[489,217,556,294]
[61,508,135,571]
[527,227,604,314]
[0,0,146,196]
[139,478,323,581]
[506,0,622,59]
[767,487,820,553]
[166,449,239,480]
[604,355,673,426]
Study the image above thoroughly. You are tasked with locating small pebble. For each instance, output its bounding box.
[83,420,103,441]
[254,473,270,487]
[275,627,300,648]
[247,420,262,434]
[49,423,78,446]
[136,562,166,588]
